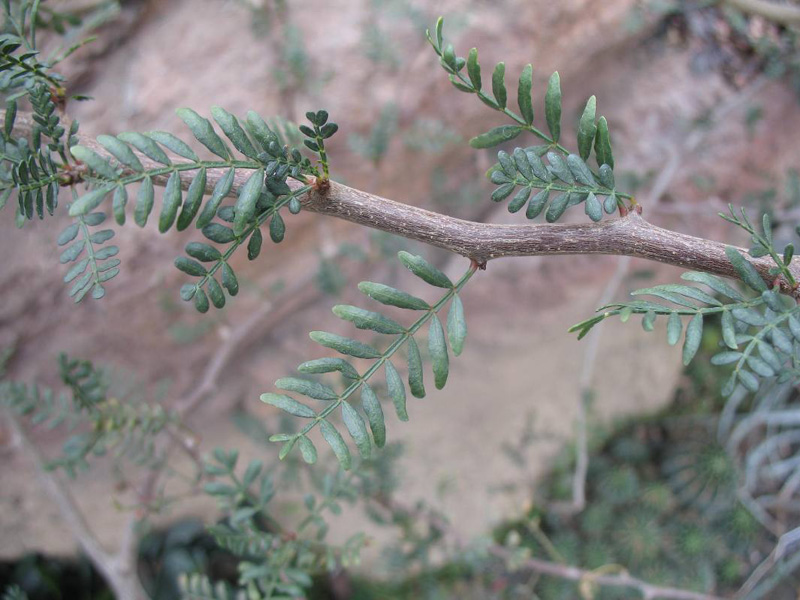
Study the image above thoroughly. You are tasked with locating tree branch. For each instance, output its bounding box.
[3,408,147,600]
[6,110,793,294]
[724,0,800,27]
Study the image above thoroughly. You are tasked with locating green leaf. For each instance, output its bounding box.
[566,154,596,186]
[332,305,405,334]
[117,132,171,165]
[546,152,574,184]
[545,71,561,143]
[517,64,533,125]
[260,393,317,418]
[247,228,263,260]
[319,420,351,470]
[158,171,182,233]
[269,212,285,243]
[710,351,742,365]
[112,185,127,225]
[385,361,408,421]
[207,276,225,308]
[185,242,221,262]
[429,314,449,389]
[725,246,767,292]
[666,312,682,346]
[222,263,239,296]
[398,251,452,288]
[203,223,236,244]
[211,106,258,159]
[682,313,703,365]
[234,169,263,235]
[58,223,80,246]
[545,192,569,223]
[358,281,430,310]
[298,357,359,380]
[598,164,615,189]
[508,187,531,213]
[633,284,722,307]
[789,315,800,341]
[594,116,614,169]
[275,377,338,401]
[467,48,481,90]
[97,135,143,171]
[680,271,744,301]
[297,436,317,464]
[469,125,522,149]
[4,99,16,140]
[360,383,386,448]
[492,183,516,203]
[144,131,199,161]
[174,256,207,277]
[577,95,597,161]
[747,356,774,377]
[245,111,278,151]
[68,186,112,216]
[447,294,467,356]
[642,310,656,331]
[407,336,425,398]
[604,192,617,214]
[196,168,234,229]
[527,188,549,219]
[585,192,602,222]
[278,438,297,459]
[772,327,793,354]
[492,62,506,108]
[342,401,371,459]
[309,331,381,359]
[134,176,154,227]
[70,146,118,180]
[738,369,759,393]
[721,310,738,349]
[732,308,766,326]
[176,107,229,159]
[177,167,207,231]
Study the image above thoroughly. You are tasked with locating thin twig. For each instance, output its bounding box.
[3,408,147,600]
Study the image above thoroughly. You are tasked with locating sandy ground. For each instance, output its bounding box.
[2,0,800,568]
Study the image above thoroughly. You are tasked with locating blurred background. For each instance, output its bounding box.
[2,0,800,598]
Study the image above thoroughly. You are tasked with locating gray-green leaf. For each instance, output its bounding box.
[682,313,703,365]
[342,401,371,459]
[545,71,561,143]
[469,125,522,149]
[398,251,452,288]
[429,314,449,389]
[385,361,408,421]
[260,393,317,418]
[319,420,352,470]
[361,383,386,448]
[447,294,467,356]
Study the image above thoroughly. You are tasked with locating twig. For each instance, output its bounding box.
[3,408,147,600]
[370,494,722,600]
[725,0,800,26]
[487,544,725,600]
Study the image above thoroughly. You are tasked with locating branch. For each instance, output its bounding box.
[369,495,723,600]
[486,544,725,600]
[3,408,147,600]
[724,0,800,26]
[6,110,795,294]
